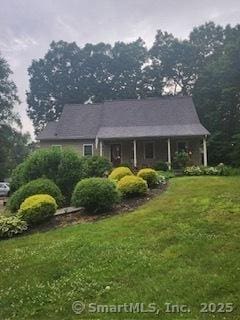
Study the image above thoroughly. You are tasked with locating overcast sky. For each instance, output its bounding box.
[1,0,240,138]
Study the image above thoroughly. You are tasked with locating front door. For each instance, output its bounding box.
[111,144,121,166]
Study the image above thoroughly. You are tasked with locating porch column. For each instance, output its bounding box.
[133,139,137,168]
[203,136,208,167]
[167,138,171,170]
[100,140,103,157]
[95,137,98,149]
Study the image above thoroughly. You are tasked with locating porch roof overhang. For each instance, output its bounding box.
[96,125,210,139]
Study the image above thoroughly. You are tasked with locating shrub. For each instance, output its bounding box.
[203,166,219,175]
[154,161,169,171]
[109,167,133,181]
[217,163,231,176]
[8,178,63,213]
[184,165,229,176]
[115,163,133,169]
[137,168,159,187]
[217,164,240,176]
[0,216,28,239]
[18,194,57,226]
[56,149,86,202]
[184,166,203,176]
[156,173,166,184]
[10,163,27,193]
[157,170,175,180]
[82,156,112,177]
[117,176,148,197]
[173,151,190,169]
[10,148,85,204]
[71,178,120,213]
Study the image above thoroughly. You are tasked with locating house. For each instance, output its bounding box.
[37,96,209,169]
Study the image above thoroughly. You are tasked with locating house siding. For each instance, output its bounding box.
[40,137,203,167]
[40,139,97,156]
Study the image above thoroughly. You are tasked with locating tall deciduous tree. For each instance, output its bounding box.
[189,21,224,62]
[27,39,147,133]
[150,30,199,95]
[110,38,147,99]
[193,25,240,164]
[0,54,20,125]
[0,53,31,179]
[0,126,32,180]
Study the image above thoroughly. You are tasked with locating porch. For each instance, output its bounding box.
[97,136,208,169]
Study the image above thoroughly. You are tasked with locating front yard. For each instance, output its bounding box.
[0,176,239,319]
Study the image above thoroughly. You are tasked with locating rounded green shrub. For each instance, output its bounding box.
[117,175,148,197]
[137,168,159,187]
[8,178,63,213]
[10,163,27,193]
[55,149,86,202]
[18,194,57,226]
[71,178,120,214]
[82,156,112,177]
[10,147,85,203]
[154,161,169,171]
[0,215,28,239]
[109,166,133,181]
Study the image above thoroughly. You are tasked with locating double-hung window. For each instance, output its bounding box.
[83,144,93,156]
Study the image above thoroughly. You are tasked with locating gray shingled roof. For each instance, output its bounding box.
[37,96,209,140]
[37,121,58,139]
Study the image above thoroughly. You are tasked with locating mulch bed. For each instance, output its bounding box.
[29,182,168,234]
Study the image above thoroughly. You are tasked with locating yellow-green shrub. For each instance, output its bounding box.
[8,178,63,213]
[117,175,148,197]
[18,194,57,226]
[137,168,159,187]
[109,167,133,181]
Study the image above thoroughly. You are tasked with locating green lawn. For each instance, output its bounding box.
[0,177,239,320]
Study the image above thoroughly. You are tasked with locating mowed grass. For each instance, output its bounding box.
[0,177,240,320]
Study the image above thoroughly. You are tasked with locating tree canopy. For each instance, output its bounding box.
[0,54,32,180]
[27,39,148,133]
[27,22,240,166]
[0,55,20,126]
[193,24,240,165]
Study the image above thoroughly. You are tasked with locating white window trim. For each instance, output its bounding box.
[144,141,155,160]
[83,144,94,156]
